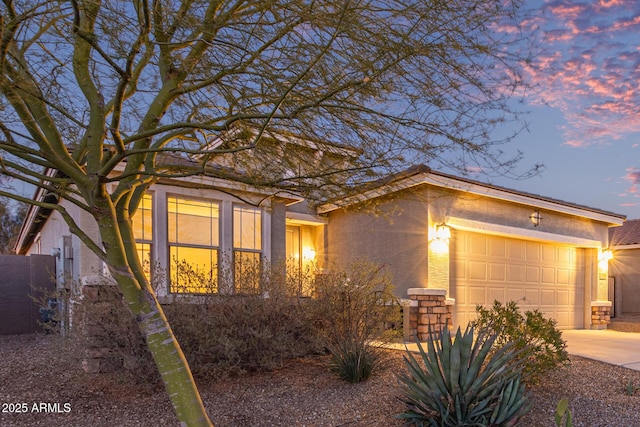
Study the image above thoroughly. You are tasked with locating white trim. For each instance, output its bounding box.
[448,217,602,248]
[591,301,612,307]
[285,211,328,225]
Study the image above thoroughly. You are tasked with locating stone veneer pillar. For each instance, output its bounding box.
[591,301,612,330]
[405,288,453,341]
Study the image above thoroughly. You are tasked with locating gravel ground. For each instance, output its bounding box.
[2,333,640,427]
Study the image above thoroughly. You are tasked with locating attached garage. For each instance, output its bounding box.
[321,166,626,333]
[451,230,586,329]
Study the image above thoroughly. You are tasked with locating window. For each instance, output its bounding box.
[233,205,262,294]
[168,196,220,293]
[132,193,153,279]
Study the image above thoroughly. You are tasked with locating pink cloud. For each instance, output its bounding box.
[518,0,640,146]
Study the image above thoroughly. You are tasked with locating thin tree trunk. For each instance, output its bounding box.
[95,207,213,427]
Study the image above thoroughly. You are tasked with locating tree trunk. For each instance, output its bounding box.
[95,206,213,426]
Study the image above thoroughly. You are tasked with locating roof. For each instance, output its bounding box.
[610,219,640,247]
[318,165,627,225]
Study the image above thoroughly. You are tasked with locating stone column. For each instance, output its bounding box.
[406,288,453,341]
[591,301,612,330]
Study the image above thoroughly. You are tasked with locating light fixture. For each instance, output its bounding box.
[302,247,316,261]
[599,249,613,262]
[529,210,542,227]
[435,223,451,241]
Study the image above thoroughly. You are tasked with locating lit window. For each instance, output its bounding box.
[168,196,220,293]
[233,205,262,294]
[132,193,153,279]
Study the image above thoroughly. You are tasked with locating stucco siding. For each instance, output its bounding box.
[429,187,608,245]
[326,190,430,296]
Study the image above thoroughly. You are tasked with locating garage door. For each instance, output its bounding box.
[450,230,584,329]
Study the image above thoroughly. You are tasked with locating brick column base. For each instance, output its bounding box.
[591,301,612,330]
[406,288,453,341]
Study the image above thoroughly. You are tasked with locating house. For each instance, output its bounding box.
[609,219,640,316]
[14,161,625,332]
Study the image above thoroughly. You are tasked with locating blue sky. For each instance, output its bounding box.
[481,0,640,219]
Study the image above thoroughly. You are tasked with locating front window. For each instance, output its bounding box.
[132,193,153,279]
[233,205,262,294]
[168,196,220,293]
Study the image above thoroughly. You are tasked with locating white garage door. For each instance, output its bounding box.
[451,230,584,329]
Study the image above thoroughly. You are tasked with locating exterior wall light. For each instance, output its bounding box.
[599,249,613,262]
[435,223,451,241]
[302,247,316,261]
[529,210,542,227]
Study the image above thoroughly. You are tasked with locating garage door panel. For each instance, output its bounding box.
[453,231,584,329]
[554,311,569,327]
[506,288,525,302]
[507,240,524,259]
[556,289,570,305]
[488,287,505,302]
[489,263,506,281]
[526,243,540,260]
[524,289,540,305]
[468,286,487,305]
[469,261,487,280]
[489,239,506,258]
[469,234,487,255]
[507,265,524,282]
[556,269,570,284]
[525,266,539,283]
[542,267,555,284]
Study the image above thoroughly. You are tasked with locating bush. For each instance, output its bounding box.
[312,261,401,382]
[472,300,569,384]
[397,325,529,426]
[164,294,319,381]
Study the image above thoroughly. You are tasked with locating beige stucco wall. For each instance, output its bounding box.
[325,188,430,297]
[26,200,102,283]
[325,183,612,301]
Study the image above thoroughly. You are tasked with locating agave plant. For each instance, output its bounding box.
[397,325,529,426]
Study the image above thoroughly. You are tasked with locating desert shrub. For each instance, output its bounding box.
[472,300,569,384]
[163,294,319,381]
[397,325,529,426]
[312,261,401,383]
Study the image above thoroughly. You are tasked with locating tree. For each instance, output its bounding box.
[0,197,25,253]
[0,1,534,425]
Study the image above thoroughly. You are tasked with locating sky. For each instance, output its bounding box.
[4,0,640,221]
[482,0,640,219]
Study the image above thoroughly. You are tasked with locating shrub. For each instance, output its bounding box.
[472,300,569,384]
[312,261,401,383]
[397,325,529,426]
[164,294,319,381]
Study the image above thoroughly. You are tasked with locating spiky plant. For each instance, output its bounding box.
[397,325,529,426]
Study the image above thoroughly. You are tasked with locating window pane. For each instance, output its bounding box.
[234,251,261,295]
[169,246,218,294]
[168,197,219,246]
[136,242,152,280]
[132,193,153,241]
[233,206,261,250]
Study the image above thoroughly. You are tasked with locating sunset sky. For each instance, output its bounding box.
[484,0,640,219]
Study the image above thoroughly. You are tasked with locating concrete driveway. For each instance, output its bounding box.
[562,329,640,371]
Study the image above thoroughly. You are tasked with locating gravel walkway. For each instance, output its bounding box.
[2,334,640,426]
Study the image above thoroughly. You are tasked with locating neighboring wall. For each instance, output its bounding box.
[0,254,55,335]
[609,248,640,314]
